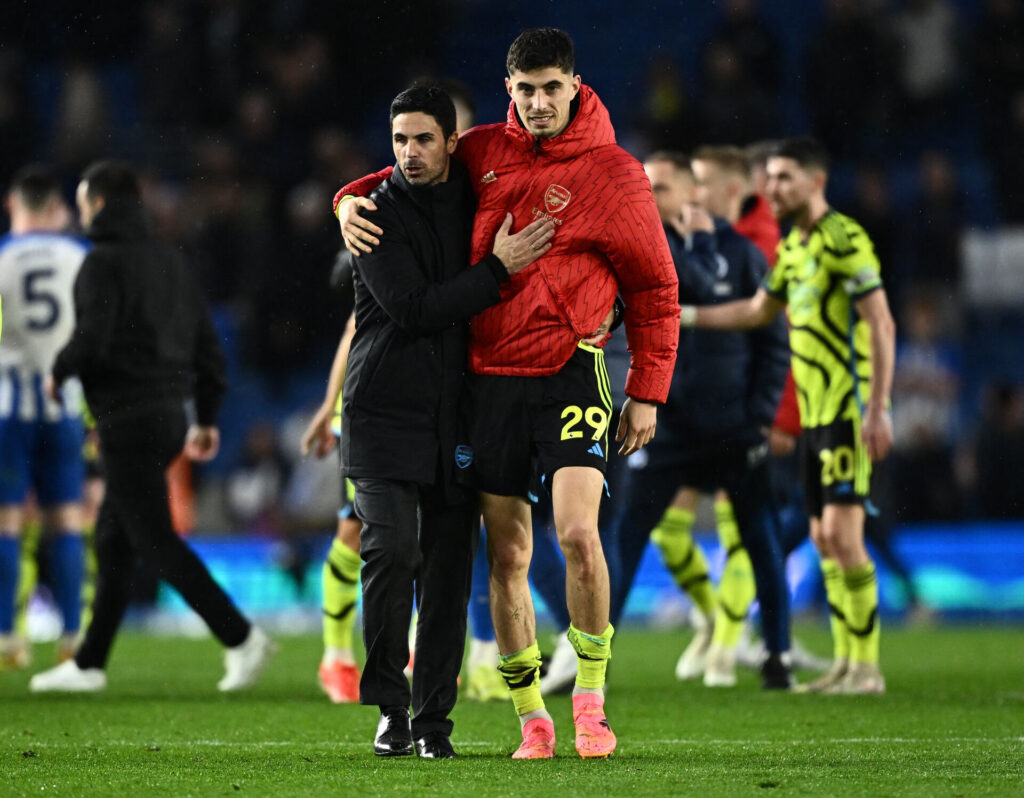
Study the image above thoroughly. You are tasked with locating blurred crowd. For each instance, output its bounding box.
[2,0,1022,530]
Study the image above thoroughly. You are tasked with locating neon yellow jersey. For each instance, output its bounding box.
[764,210,883,429]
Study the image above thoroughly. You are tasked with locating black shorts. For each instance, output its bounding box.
[800,416,872,519]
[457,344,612,498]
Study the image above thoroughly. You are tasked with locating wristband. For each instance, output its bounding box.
[679,305,697,327]
[334,194,355,220]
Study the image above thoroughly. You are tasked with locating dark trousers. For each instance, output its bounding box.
[613,443,791,655]
[353,477,477,738]
[75,406,249,670]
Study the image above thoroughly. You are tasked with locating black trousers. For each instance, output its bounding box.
[613,442,791,655]
[75,405,249,670]
[352,477,477,738]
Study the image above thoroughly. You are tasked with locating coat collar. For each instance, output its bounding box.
[502,84,616,160]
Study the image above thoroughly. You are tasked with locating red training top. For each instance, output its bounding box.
[334,85,679,403]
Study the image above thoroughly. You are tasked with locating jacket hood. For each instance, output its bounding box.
[86,198,150,243]
[503,83,616,160]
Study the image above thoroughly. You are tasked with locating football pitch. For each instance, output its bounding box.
[2,624,1021,797]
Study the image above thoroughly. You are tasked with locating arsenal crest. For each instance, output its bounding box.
[544,184,571,213]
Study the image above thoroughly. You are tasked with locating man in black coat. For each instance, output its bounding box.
[30,160,274,694]
[341,85,553,758]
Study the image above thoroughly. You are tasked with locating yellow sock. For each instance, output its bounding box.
[711,499,755,648]
[322,538,361,651]
[713,550,756,649]
[498,642,544,715]
[567,623,614,689]
[843,562,880,665]
[821,558,850,661]
[651,507,715,618]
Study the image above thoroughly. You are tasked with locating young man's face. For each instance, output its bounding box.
[391,112,458,186]
[644,160,693,224]
[505,66,582,139]
[765,156,818,223]
[691,159,735,219]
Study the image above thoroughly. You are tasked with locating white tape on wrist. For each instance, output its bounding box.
[679,305,697,327]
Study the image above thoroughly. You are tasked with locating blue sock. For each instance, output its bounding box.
[50,533,84,634]
[469,527,495,642]
[0,537,19,633]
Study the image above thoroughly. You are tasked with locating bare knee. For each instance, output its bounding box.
[558,522,602,574]
[489,532,531,586]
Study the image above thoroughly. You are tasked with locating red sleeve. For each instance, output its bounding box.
[332,167,394,214]
[599,194,680,404]
[772,369,802,435]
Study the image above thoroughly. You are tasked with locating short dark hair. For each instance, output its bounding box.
[774,137,831,173]
[389,84,457,140]
[8,164,61,211]
[506,28,575,75]
[81,160,141,203]
[645,150,693,176]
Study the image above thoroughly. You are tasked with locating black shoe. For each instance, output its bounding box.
[414,732,457,759]
[761,652,795,690]
[374,706,413,756]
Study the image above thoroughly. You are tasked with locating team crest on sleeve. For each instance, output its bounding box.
[544,184,572,213]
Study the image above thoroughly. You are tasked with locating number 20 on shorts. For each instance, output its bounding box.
[561,405,609,441]
[819,445,855,486]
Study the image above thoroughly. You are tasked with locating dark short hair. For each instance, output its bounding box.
[81,160,141,203]
[774,137,831,173]
[506,28,575,75]
[645,150,693,176]
[390,84,457,140]
[8,164,61,211]
[692,145,751,179]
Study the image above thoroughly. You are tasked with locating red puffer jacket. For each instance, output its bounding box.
[334,85,679,403]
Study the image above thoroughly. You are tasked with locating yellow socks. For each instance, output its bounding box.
[711,500,755,648]
[651,507,715,618]
[567,623,614,689]
[843,561,880,665]
[498,641,544,715]
[322,538,361,653]
[821,558,850,661]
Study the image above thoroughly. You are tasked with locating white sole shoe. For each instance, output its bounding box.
[703,643,737,688]
[218,626,277,692]
[29,660,106,693]
[675,610,713,680]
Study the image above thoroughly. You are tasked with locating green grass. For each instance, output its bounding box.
[2,624,1022,797]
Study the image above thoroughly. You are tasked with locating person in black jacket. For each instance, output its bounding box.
[612,152,793,686]
[29,160,275,694]
[341,85,553,759]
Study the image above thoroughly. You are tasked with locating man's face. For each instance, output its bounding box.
[644,160,693,224]
[505,67,582,139]
[75,180,103,230]
[391,112,458,186]
[765,156,817,223]
[691,159,734,219]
